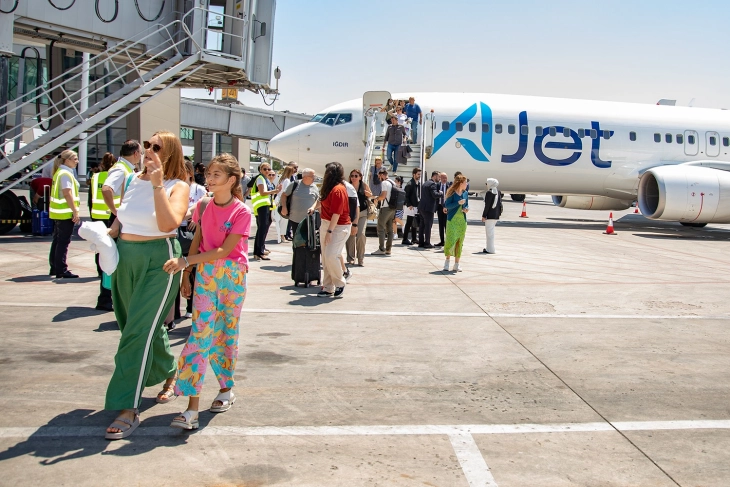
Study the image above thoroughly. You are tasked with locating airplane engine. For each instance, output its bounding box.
[638,165,730,223]
[551,195,632,211]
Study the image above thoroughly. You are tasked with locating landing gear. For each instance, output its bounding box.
[510,194,526,202]
[680,222,707,228]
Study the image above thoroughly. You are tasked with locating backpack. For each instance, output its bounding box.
[277,180,299,219]
[387,181,406,210]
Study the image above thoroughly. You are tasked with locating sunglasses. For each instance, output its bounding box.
[350,174,360,178]
[143,141,161,153]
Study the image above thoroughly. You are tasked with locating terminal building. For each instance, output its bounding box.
[0,0,310,233]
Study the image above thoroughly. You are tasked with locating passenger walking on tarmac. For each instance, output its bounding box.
[392,175,405,239]
[279,168,319,238]
[49,150,81,279]
[418,170,443,248]
[402,167,421,245]
[435,172,451,247]
[251,162,282,261]
[346,168,371,266]
[275,165,297,242]
[371,168,395,256]
[161,154,251,430]
[317,162,352,298]
[382,116,407,173]
[482,178,502,254]
[370,157,384,197]
[101,140,142,218]
[442,175,469,272]
[104,131,190,440]
[405,97,423,143]
[90,153,116,311]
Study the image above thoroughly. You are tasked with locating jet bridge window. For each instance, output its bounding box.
[482,123,490,133]
[495,124,503,134]
[629,131,636,141]
[665,133,672,143]
[508,124,516,134]
[469,122,477,132]
[723,137,729,147]
[677,134,683,144]
[688,134,696,144]
[334,113,353,125]
[654,133,661,143]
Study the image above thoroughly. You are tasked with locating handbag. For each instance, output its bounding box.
[366,198,379,220]
[176,225,194,255]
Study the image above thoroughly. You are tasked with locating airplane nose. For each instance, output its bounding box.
[268,130,299,163]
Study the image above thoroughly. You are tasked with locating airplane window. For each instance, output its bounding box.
[590,129,597,139]
[322,113,338,126]
[335,113,353,125]
[710,136,717,146]
[521,125,529,135]
[495,124,503,134]
[603,131,610,140]
[564,127,571,137]
[310,113,325,123]
[630,132,636,141]
[442,121,450,131]
[688,135,696,144]
[654,133,661,143]
[677,134,683,144]
[549,127,556,137]
[724,137,730,147]
[508,124,515,135]
[455,122,463,132]
[482,123,490,133]
[536,126,543,135]
[469,122,477,132]
[578,128,585,138]
[665,134,672,143]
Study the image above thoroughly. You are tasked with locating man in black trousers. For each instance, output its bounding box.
[402,167,421,245]
[417,170,443,249]
[434,172,451,247]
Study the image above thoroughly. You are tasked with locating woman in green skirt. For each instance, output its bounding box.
[443,174,469,272]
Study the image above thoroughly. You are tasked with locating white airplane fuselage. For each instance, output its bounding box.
[269,92,730,222]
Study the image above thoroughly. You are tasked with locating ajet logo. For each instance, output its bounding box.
[433,103,613,168]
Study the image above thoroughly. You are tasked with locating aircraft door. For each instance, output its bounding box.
[706,131,720,157]
[362,91,391,142]
[684,130,699,156]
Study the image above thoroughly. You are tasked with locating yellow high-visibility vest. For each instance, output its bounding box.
[90,171,111,220]
[49,167,80,220]
[251,174,273,215]
[108,159,134,206]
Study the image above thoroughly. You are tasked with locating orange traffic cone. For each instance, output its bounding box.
[604,212,617,235]
[634,202,640,214]
[519,201,528,218]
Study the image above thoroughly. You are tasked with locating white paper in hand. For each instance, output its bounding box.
[78,221,119,274]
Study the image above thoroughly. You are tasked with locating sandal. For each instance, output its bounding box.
[156,383,177,404]
[170,410,199,430]
[105,410,140,440]
[210,390,236,413]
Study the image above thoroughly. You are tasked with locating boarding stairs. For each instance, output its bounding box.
[0,8,249,193]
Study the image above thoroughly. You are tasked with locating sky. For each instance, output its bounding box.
[184,0,730,115]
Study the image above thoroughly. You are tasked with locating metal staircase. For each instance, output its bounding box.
[0,7,249,193]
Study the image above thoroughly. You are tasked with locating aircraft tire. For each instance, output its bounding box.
[0,192,22,235]
[679,222,708,228]
[510,194,526,202]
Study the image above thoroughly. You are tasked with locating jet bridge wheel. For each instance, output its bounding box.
[679,222,708,228]
[510,194,526,202]
[0,192,22,235]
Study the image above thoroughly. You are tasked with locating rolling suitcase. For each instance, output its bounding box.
[291,212,321,287]
[32,208,53,236]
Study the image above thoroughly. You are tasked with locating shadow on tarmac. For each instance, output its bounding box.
[93,321,119,332]
[53,307,107,322]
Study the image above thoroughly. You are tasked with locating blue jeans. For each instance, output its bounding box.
[387,143,400,173]
[411,119,419,143]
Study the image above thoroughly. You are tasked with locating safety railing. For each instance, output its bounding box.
[420,111,435,181]
[360,115,379,181]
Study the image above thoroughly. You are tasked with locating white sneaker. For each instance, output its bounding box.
[184,312,192,319]
[443,259,450,271]
[454,263,462,272]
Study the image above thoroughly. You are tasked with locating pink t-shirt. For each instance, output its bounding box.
[192,198,252,267]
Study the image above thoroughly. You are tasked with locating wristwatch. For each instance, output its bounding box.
[352,224,358,227]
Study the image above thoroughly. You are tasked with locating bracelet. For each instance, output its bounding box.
[352,224,358,227]
[152,185,163,190]
[182,256,189,268]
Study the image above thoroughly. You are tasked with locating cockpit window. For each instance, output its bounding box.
[335,113,353,125]
[310,113,325,123]
[322,114,338,126]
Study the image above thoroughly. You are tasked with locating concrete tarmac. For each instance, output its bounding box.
[1,195,730,486]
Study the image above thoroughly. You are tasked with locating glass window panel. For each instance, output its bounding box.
[710,136,717,146]
[482,123,490,133]
[630,131,636,141]
[468,122,476,132]
[677,134,683,144]
[442,121,450,131]
[688,135,696,144]
[665,133,672,143]
[508,124,515,135]
[549,127,556,137]
[654,133,661,143]
[455,122,463,132]
[495,124,502,134]
[521,125,529,135]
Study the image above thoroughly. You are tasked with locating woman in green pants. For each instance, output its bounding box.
[104,131,190,440]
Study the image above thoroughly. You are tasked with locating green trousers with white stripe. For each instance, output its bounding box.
[105,238,181,410]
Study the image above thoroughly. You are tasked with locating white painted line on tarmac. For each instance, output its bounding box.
[4,419,730,439]
[449,433,499,487]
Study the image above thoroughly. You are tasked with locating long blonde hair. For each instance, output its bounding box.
[446,174,467,199]
[152,131,186,181]
[52,150,77,175]
[280,165,296,181]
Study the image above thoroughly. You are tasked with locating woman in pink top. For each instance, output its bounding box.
[162,153,251,430]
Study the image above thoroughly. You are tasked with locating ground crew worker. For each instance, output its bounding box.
[90,153,117,311]
[251,162,281,260]
[48,150,80,279]
[101,140,142,217]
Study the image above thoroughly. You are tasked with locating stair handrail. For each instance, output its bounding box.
[360,114,378,181]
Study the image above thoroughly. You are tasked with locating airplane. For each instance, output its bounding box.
[267,92,730,226]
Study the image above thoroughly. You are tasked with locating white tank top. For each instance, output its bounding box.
[117,174,182,237]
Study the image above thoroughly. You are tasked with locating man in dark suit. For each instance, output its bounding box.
[402,167,421,245]
[417,170,443,248]
[434,172,451,247]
